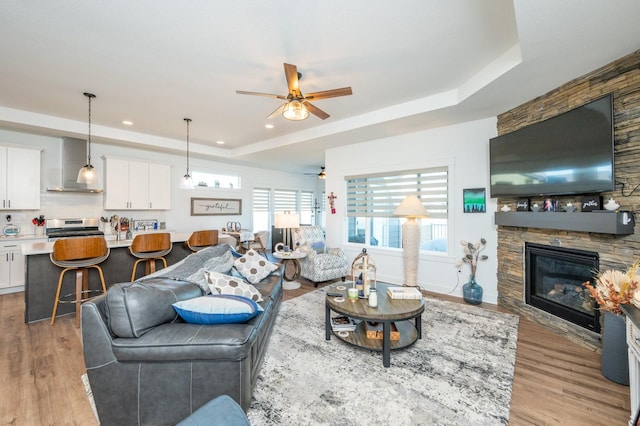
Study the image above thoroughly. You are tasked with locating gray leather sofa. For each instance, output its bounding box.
[81,245,283,426]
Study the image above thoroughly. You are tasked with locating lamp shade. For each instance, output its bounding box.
[179,174,195,190]
[77,164,99,185]
[274,213,300,229]
[394,195,428,218]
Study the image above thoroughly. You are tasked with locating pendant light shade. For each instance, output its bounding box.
[77,92,99,185]
[282,100,309,121]
[180,118,195,190]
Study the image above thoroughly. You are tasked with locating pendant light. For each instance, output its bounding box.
[77,92,99,185]
[180,117,195,190]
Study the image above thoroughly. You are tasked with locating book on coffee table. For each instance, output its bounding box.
[386,286,423,300]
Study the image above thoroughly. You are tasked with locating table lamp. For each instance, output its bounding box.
[394,195,428,287]
[274,212,300,249]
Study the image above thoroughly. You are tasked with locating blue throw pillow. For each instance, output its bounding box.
[172,295,263,325]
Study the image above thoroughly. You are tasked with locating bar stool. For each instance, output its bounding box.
[129,232,172,281]
[50,236,109,327]
[185,229,219,252]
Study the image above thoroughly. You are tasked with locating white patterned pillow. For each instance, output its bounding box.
[205,271,263,302]
[233,249,278,284]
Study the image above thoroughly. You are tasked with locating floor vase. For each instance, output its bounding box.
[601,311,629,385]
[462,277,483,305]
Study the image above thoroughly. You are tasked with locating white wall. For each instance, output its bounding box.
[0,128,317,237]
[324,117,499,303]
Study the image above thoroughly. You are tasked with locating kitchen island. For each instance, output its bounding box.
[21,232,236,323]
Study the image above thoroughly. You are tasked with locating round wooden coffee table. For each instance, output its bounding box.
[325,282,425,367]
[272,251,307,290]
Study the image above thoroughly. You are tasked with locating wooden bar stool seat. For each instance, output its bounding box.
[50,236,109,327]
[185,230,219,252]
[129,232,172,281]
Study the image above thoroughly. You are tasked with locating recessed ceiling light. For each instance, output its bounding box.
[265,124,274,129]
[122,120,133,126]
[216,140,225,145]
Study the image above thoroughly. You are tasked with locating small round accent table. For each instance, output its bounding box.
[272,251,307,290]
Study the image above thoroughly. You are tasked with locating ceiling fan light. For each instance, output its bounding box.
[282,100,309,121]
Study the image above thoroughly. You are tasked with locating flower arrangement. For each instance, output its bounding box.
[32,215,45,227]
[457,238,488,280]
[583,260,640,314]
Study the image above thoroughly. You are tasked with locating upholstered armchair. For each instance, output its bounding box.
[292,226,349,286]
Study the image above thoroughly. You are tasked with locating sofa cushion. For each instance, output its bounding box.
[205,271,263,302]
[106,278,203,338]
[233,249,278,284]
[173,295,264,325]
[176,395,250,426]
[310,240,325,254]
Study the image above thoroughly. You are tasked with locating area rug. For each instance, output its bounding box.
[246,290,519,426]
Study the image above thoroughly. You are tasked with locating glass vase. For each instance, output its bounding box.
[462,276,483,305]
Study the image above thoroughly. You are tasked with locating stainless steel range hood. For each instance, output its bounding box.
[46,137,103,193]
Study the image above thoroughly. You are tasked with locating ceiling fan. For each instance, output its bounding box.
[304,166,326,179]
[236,63,352,121]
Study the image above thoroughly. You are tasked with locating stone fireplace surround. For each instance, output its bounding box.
[496,50,640,351]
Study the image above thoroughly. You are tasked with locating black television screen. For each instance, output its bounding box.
[489,94,614,197]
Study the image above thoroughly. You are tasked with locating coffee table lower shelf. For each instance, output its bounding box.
[333,320,418,352]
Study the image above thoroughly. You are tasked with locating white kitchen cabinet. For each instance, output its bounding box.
[0,240,28,291]
[148,163,171,210]
[0,146,41,210]
[104,158,170,210]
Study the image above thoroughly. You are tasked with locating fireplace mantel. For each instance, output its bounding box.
[495,211,634,235]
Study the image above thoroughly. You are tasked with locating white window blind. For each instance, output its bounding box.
[300,191,314,225]
[274,189,298,214]
[252,188,271,231]
[252,188,270,213]
[346,167,448,219]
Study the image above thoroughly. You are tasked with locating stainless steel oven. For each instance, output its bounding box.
[46,218,104,241]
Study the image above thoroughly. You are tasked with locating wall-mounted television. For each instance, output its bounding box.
[489,94,614,198]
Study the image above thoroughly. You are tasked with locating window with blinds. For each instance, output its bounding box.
[346,167,448,218]
[345,167,449,253]
[300,191,314,225]
[274,189,298,214]
[252,188,270,232]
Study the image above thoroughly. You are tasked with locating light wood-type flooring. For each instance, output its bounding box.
[0,278,631,425]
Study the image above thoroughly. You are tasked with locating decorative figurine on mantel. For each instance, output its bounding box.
[351,248,377,298]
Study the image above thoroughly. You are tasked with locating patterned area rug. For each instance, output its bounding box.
[247,290,519,426]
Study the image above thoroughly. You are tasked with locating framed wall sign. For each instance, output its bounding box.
[463,188,486,213]
[190,198,242,216]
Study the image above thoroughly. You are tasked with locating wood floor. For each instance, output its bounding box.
[0,280,632,425]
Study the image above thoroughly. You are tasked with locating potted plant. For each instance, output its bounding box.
[456,238,488,305]
[583,261,639,385]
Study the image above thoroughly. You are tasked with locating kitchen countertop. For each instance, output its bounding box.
[21,231,236,255]
[0,234,47,242]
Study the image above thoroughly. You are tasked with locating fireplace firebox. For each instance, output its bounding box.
[525,243,600,333]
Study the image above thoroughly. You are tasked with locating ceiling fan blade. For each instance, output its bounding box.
[266,103,285,120]
[284,63,301,98]
[303,100,330,120]
[304,87,353,101]
[236,90,288,100]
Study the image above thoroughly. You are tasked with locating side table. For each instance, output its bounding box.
[272,251,307,290]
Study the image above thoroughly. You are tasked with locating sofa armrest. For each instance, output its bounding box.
[81,295,118,369]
